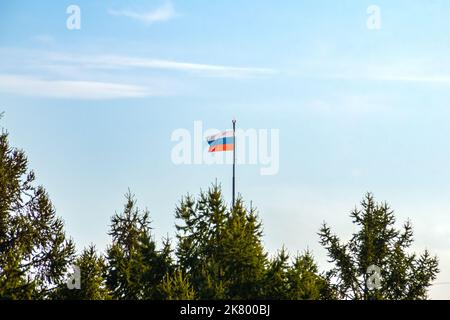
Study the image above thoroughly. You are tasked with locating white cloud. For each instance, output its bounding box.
[0,74,155,100]
[53,54,277,78]
[0,47,276,99]
[0,48,276,79]
[108,2,177,25]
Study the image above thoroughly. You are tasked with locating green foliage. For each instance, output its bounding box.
[285,252,335,299]
[159,269,196,300]
[319,192,439,300]
[175,184,269,299]
[53,245,111,300]
[0,130,75,299]
[263,247,290,299]
[105,191,172,299]
[174,184,330,300]
[263,248,335,300]
[174,184,227,298]
[220,199,267,298]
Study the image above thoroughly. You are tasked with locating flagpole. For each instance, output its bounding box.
[232,118,236,209]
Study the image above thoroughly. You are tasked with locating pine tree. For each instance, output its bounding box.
[175,184,267,299]
[319,192,439,300]
[263,247,290,299]
[285,251,334,299]
[53,245,111,300]
[175,184,227,298]
[105,191,172,299]
[263,248,332,299]
[220,198,267,298]
[0,125,75,299]
[159,269,196,300]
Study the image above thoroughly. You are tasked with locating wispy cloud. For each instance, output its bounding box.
[51,54,277,78]
[0,74,154,100]
[108,2,177,25]
[0,47,276,99]
[0,48,276,79]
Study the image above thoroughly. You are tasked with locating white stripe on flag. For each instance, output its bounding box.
[206,130,233,142]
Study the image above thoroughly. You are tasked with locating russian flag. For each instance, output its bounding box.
[207,131,234,152]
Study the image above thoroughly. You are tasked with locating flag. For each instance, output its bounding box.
[207,131,234,152]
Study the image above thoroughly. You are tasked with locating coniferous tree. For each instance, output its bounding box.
[285,251,335,300]
[263,248,333,299]
[105,191,172,299]
[175,184,271,299]
[263,247,290,299]
[0,125,75,299]
[319,193,439,300]
[175,183,333,300]
[220,198,267,298]
[159,268,196,300]
[53,245,111,300]
[175,184,228,299]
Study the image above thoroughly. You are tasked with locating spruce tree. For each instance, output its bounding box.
[159,269,196,300]
[285,251,335,299]
[175,184,268,299]
[53,245,111,300]
[263,247,290,299]
[319,192,439,300]
[105,191,172,299]
[175,184,228,299]
[220,198,267,299]
[263,248,332,299]
[0,124,75,299]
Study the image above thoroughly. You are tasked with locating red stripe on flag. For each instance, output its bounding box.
[208,144,234,152]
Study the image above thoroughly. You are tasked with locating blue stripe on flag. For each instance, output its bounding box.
[207,137,234,147]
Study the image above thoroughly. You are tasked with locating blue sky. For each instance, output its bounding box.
[1,0,450,298]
